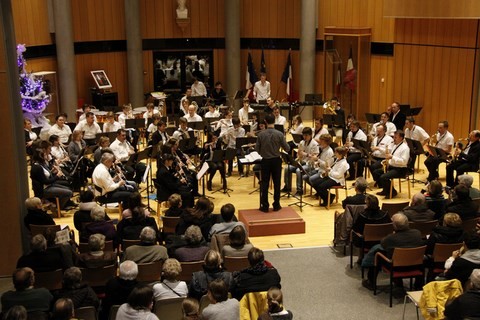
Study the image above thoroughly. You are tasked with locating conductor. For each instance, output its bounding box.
[256,114,290,212]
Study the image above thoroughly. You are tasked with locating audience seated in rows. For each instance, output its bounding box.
[459,174,480,199]
[445,233,480,285]
[399,193,436,222]
[123,226,168,264]
[426,213,466,255]
[102,260,139,320]
[23,197,55,230]
[176,197,216,241]
[444,268,480,319]
[16,234,65,272]
[3,305,28,320]
[80,205,116,245]
[174,225,209,262]
[73,190,111,237]
[189,250,233,301]
[77,234,117,268]
[351,194,390,248]
[1,268,53,316]
[202,278,239,320]
[446,184,479,222]
[116,285,158,320]
[231,247,282,300]
[52,298,75,320]
[424,180,448,220]
[153,258,188,300]
[222,226,253,258]
[208,203,245,240]
[258,287,293,320]
[164,193,186,217]
[342,177,368,208]
[53,267,99,310]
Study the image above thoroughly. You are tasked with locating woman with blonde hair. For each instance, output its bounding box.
[153,258,188,300]
[426,213,466,254]
[258,287,293,320]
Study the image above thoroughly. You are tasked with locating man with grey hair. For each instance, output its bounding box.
[445,269,480,319]
[102,260,139,319]
[342,177,368,208]
[77,234,117,268]
[123,226,168,264]
[399,193,436,222]
[458,173,480,199]
[446,130,480,187]
[80,206,116,244]
[16,234,64,272]
[174,225,209,262]
[361,213,424,290]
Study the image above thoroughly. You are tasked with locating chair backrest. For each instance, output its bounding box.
[178,261,204,282]
[29,224,61,237]
[78,240,114,254]
[137,260,163,283]
[392,246,427,267]
[33,269,63,291]
[153,297,185,320]
[223,256,250,272]
[432,243,463,263]
[74,306,98,320]
[80,265,117,288]
[121,239,141,251]
[162,216,180,234]
[210,233,231,253]
[363,223,394,242]
[381,201,409,218]
[463,218,479,233]
[409,220,438,238]
[108,305,121,320]
[199,294,210,312]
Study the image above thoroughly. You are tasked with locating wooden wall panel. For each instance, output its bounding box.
[393,44,475,138]
[12,0,52,45]
[143,51,154,94]
[369,55,394,113]
[384,0,480,19]
[318,0,395,42]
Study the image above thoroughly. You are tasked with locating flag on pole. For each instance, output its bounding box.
[343,47,356,92]
[281,51,292,97]
[335,64,341,97]
[260,48,266,74]
[246,52,258,90]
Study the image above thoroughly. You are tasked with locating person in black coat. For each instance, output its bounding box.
[54,267,99,310]
[23,197,55,230]
[17,234,65,272]
[446,233,480,285]
[342,177,368,208]
[156,153,193,208]
[352,195,391,247]
[73,190,111,238]
[148,120,170,147]
[445,269,480,320]
[446,184,479,222]
[389,102,406,130]
[426,213,466,255]
[446,130,480,187]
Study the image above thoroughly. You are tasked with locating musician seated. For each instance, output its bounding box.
[424,120,454,182]
[93,137,111,165]
[446,130,480,187]
[221,118,245,177]
[304,133,335,194]
[372,130,410,199]
[311,146,349,207]
[169,139,200,197]
[103,111,122,133]
[74,112,102,146]
[179,94,190,115]
[78,104,97,122]
[143,102,159,127]
[118,103,140,151]
[282,127,319,196]
[205,103,220,118]
[238,98,253,125]
[146,113,161,141]
[369,112,396,137]
[110,129,147,184]
[214,110,233,136]
[404,116,430,166]
[368,124,393,176]
[92,153,137,205]
[273,106,286,126]
[50,134,74,175]
[287,115,304,151]
[184,104,203,122]
[345,120,367,180]
[148,120,169,147]
[313,118,329,143]
[156,153,193,208]
[210,81,226,105]
[201,133,226,191]
[48,114,72,145]
[24,118,38,156]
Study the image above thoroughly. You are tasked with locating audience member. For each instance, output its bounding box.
[182,297,200,320]
[122,192,151,219]
[80,205,116,245]
[399,193,436,222]
[221,226,253,258]
[116,202,160,244]
[424,180,448,220]
[54,267,99,310]
[231,247,281,300]
[258,287,293,320]
[52,298,75,320]
[351,195,390,247]
[444,269,480,320]
[459,174,480,199]
[209,203,245,240]
[3,305,27,320]
[1,268,53,315]
[153,258,188,300]
[176,197,216,241]
[342,177,368,208]
[164,193,185,217]
[174,226,209,262]
[189,250,233,300]
[16,234,64,272]
[116,285,158,320]
[23,197,55,230]
[77,234,117,268]
[426,213,466,255]
[123,227,168,264]
[445,233,480,285]
[73,190,110,236]
[202,279,239,320]
[446,184,479,221]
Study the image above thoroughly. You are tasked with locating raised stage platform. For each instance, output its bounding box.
[238,207,306,237]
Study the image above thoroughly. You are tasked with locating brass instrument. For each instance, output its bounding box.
[321,161,331,178]
[323,101,337,115]
[381,145,389,173]
[429,133,438,146]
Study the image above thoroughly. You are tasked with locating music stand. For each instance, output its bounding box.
[365,113,381,124]
[291,134,303,144]
[280,152,294,199]
[95,132,117,144]
[190,96,205,108]
[353,139,372,179]
[281,152,312,211]
[196,162,214,199]
[406,138,426,184]
[178,138,196,152]
[211,149,235,196]
[274,124,284,133]
[408,107,422,116]
[187,121,205,131]
[125,118,144,130]
[323,114,335,127]
[242,124,251,133]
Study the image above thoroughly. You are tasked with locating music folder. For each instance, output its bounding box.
[405,138,424,155]
[281,151,307,175]
[291,134,303,144]
[352,139,371,158]
[365,113,381,124]
[427,145,449,160]
[187,121,205,131]
[125,118,145,129]
[274,124,285,133]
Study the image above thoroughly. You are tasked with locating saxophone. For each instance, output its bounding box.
[381,145,389,173]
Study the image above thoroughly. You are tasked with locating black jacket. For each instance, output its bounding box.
[426,226,466,254]
[24,209,55,230]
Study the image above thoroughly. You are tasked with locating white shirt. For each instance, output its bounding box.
[347,129,368,153]
[191,81,207,96]
[315,146,335,173]
[183,113,203,122]
[205,110,220,118]
[215,119,233,136]
[103,121,122,133]
[146,123,157,134]
[370,121,397,137]
[298,139,319,164]
[143,109,160,126]
[152,280,188,300]
[50,145,69,161]
[92,163,122,195]
[172,127,193,140]
[371,134,394,158]
[329,158,350,185]
[110,138,134,162]
[253,80,271,102]
[313,127,329,141]
[290,123,304,136]
[238,107,254,124]
[435,131,454,152]
[275,115,287,126]
[79,113,97,122]
[405,125,429,143]
[221,127,245,149]
[386,140,410,168]
[74,121,102,140]
[48,124,72,144]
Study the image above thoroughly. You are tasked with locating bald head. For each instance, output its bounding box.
[411,193,426,206]
[391,213,409,231]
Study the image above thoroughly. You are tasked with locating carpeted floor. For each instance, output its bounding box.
[264,246,420,320]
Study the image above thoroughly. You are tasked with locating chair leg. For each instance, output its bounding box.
[55,197,61,219]
[398,178,402,193]
[390,274,394,307]
[407,177,411,198]
[402,295,408,320]
[350,243,354,269]
[327,191,331,210]
[335,189,339,203]
[390,180,393,199]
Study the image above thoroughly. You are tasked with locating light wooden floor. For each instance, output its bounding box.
[53,151,478,251]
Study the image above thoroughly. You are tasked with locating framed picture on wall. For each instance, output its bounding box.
[91,70,112,90]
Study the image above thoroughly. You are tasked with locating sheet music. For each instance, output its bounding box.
[239,151,262,163]
[196,162,209,180]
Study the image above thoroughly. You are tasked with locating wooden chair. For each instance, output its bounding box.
[402,290,422,320]
[136,260,163,283]
[74,306,98,320]
[349,223,394,271]
[178,261,204,282]
[462,217,479,233]
[153,297,185,320]
[80,265,117,297]
[389,175,411,199]
[78,240,114,253]
[29,224,61,237]
[31,178,63,218]
[223,256,250,272]
[108,305,121,320]
[199,294,211,312]
[34,269,63,291]
[374,246,427,307]
[210,233,230,253]
[121,239,141,251]
[161,216,180,234]
[409,220,438,239]
[323,184,348,210]
[427,242,463,281]
[381,201,409,218]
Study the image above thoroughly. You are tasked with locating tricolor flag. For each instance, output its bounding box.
[281,51,292,97]
[335,64,341,97]
[260,48,266,74]
[246,52,258,90]
[343,47,356,92]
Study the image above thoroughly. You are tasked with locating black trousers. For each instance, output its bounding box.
[260,157,282,209]
[347,152,364,178]
[424,156,445,181]
[446,160,477,187]
[372,166,407,193]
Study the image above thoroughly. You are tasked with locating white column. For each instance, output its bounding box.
[300,0,317,120]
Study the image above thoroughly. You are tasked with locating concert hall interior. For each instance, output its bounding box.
[2,0,480,318]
